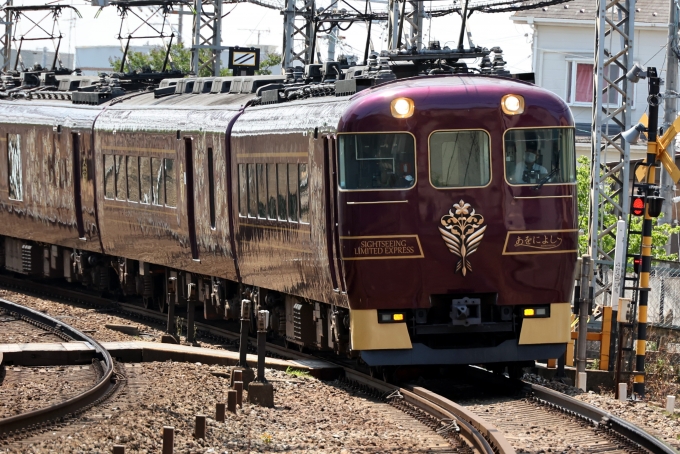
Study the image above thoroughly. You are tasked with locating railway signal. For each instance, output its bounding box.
[630,195,645,216]
[619,65,680,397]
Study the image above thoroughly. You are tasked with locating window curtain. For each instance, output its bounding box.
[575,63,593,103]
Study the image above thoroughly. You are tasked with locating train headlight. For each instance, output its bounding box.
[501,94,524,115]
[391,97,415,119]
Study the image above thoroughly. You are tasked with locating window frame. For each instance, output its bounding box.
[502,126,577,187]
[336,131,417,192]
[565,59,634,108]
[427,128,492,190]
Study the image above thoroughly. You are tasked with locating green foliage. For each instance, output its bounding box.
[285,366,310,378]
[257,53,282,75]
[576,156,679,261]
[109,42,230,77]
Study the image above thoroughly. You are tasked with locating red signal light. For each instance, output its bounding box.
[633,255,642,274]
[631,196,645,216]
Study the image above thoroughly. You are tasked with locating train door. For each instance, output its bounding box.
[323,135,344,293]
[72,132,86,239]
[184,138,199,260]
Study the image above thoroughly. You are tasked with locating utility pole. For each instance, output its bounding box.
[1,0,12,72]
[661,0,679,239]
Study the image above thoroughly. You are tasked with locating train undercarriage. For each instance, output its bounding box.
[0,235,352,357]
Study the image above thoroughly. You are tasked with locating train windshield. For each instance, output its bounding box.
[429,130,491,188]
[504,128,575,185]
[338,133,416,190]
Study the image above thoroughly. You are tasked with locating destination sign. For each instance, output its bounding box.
[503,230,578,255]
[340,235,424,260]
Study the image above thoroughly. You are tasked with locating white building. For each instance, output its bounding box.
[4,48,74,72]
[512,0,669,160]
[76,45,155,75]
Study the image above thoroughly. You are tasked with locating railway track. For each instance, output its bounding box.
[0,274,677,453]
[0,298,119,441]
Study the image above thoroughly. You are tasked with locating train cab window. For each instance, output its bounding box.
[238,164,247,216]
[504,128,576,185]
[247,163,257,217]
[140,157,152,204]
[288,164,298,222]
[164,158,176,208]
[104,155,115,199]
[151,157,164,206]
[429,130,490,188]
[256,163,266,218]
[267,163,277,220]
[338,133,415,190]
[127,156,139,202]
[299,163,309,223]
[7,134,22,201]
[277,164,287,221]
[115,155,126,200]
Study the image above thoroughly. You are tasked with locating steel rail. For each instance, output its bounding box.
[0,298,118,436]
[0,275,502,453]
[529,383,678,454]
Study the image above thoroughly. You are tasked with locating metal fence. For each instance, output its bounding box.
[595,259,680,329]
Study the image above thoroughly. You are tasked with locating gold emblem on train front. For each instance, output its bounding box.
[439,200,486,276]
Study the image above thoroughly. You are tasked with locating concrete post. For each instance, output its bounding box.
[216,403,225,421]
[667,395,676,413]
[194,415,206,439]
[162,426,174,454]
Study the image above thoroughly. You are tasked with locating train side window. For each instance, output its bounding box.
[256,163,266,218]
[238,164,247,216]
[127,156,140,202]
[207,148,216,228]
[288,163,298,222]
[151,157,164,206]
[266,163,277,220]
[247,163,257,217]
[277,163,287,221]
[338,133,416,190]
[504,128,576,185]
[115,155,126,200]
[139,156,151,204]
[7,134,22,201]
[429,130,491,188]
[164,158,176,208]
[299,163,309,223]
[104,155,115,200]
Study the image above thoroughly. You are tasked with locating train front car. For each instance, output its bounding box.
[337,75,577,369]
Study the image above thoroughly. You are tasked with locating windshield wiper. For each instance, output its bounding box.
[533,167,559,190]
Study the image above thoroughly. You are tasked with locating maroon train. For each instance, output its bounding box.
[0,68,577,369]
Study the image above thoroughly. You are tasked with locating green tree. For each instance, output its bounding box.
[109,42,230,77]
[576,156,679,261]
[256,53,282,75]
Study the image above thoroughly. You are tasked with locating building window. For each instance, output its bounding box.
[567,61,631,106]
[288,163,298,222]
[7,134,22,201]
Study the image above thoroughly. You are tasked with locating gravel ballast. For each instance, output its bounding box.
[2,363,452,453]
